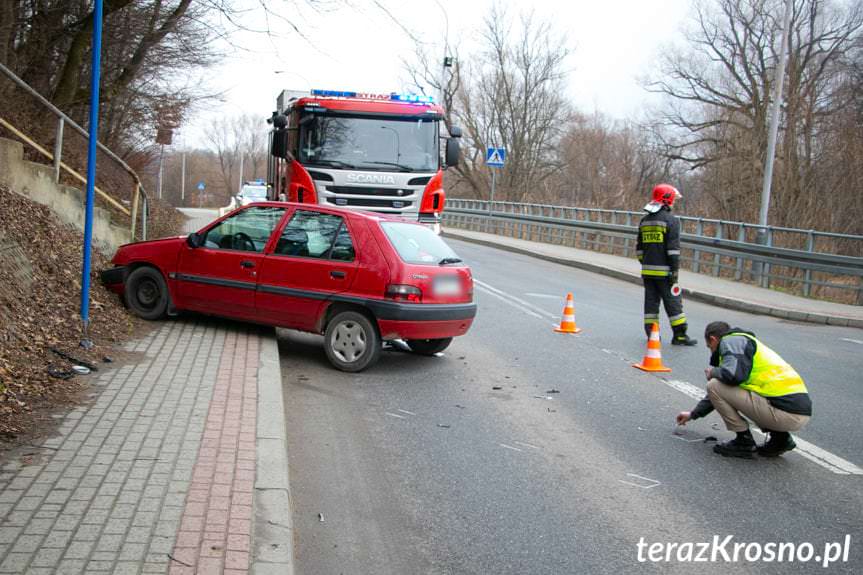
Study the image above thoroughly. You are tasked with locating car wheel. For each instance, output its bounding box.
[324,311,381,372]
[405,338,452,355]
[124,266,169,320]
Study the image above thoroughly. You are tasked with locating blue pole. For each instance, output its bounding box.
[80,0,103,346]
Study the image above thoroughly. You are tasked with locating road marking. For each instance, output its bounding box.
[499,443,524,452]
[397,409,416,416]
[524,292,562,300]
[385,412,406,419]
[618,473,661,489]
[514,441,540,450]
[665,380,863,475]
[840,338,863,345]
[475,279,559,320]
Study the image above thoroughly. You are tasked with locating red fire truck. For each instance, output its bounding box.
[267,89,461,231]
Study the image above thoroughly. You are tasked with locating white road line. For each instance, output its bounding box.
[666,380,863,475]
[474,285,545,320]
[397,409,416,416]
[385,412,406,419]
[475,279,560,320]
[839,338,863,345]
[499,443,524,452]
[524,292,562,300]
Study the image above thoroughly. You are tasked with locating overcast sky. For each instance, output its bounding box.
[180,0,690,147]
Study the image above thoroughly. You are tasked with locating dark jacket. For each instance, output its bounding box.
[690,328,812,420]
[636,206,680,278]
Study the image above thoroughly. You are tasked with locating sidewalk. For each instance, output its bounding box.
[444,228,863,329]
[0,207,293,574]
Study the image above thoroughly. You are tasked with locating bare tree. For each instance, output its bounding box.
[646,0,863,229]
[208,114,269,202]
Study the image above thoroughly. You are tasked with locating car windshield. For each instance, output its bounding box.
[299,112,439,172]
[380,222,460,265]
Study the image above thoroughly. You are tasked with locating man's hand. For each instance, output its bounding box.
[676,411,691,425]
[704,368,712,381]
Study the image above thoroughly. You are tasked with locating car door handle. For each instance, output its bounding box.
[240,260,255,269]
[330,270,346,279]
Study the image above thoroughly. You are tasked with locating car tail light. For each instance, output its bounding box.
[419,170,445,215]
[386,284,422,303]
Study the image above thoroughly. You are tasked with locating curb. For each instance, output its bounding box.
[253,329,294,575]
[444,230,863,330]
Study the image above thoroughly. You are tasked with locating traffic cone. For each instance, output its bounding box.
[633,322,671,372]
[554,293,582,334]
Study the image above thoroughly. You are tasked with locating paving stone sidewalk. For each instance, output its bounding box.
[0,317,292,574]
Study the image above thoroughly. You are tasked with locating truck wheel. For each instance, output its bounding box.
[125,266,169,320]
[405,338,452,355]
[324,311,381,372]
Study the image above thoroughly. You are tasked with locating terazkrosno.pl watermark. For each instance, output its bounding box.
[636,535,852,568]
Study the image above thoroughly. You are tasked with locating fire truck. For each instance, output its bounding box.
[267,89,461,231]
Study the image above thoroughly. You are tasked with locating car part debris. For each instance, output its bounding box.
[492,386,503,390]
[318,513,325,522]
[437,424,451,429]
[545,388,560,394]
[47,366,74,380]
[50,347,97,372]
[72,365,91,375]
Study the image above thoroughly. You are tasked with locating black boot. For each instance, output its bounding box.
[757,431,797,457]
[713,430,757,458]
[671,333,698,346]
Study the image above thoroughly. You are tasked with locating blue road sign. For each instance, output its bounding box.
[486,147,506,168]
[197,181,206,191]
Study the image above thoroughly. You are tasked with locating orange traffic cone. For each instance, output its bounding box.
[633,322,671,372]
[554,293,582,334]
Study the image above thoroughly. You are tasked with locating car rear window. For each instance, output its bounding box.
[380,222,459,265]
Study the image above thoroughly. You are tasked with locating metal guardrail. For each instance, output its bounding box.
[0,62,148,240]
[443,199,863,305]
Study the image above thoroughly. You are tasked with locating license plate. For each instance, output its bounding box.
[433,276,461,296]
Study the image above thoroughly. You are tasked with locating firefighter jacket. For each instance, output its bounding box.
[636,206,680,278]
[690,329,812,420]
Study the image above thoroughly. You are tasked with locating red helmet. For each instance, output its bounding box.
[645,184,682,212]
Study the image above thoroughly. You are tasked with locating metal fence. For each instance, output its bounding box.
[0,62,149,240]
[443,199,863,306]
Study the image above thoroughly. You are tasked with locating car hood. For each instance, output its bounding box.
[112,236,186,266]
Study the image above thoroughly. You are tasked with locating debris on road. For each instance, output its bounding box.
[492,386,503,390]
[437,424,451,429]
[704,436,718,443]
[318,513,325,522]
[545,388,560,394]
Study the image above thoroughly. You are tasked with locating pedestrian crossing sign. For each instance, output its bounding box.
[486,147,506,168]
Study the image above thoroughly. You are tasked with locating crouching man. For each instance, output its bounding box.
[676,321,812,458]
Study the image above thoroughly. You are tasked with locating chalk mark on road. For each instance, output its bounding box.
[618,473,661,489]
[397,409,416,416]
[500,443,524,452]
[514,441,540,450]
[839,338,863,345]
[385,412,407,420]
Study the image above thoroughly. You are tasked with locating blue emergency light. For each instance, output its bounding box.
[311,89,358,98]
[391,93,435,104]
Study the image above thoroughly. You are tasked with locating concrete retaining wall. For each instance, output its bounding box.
[0,136,130,256]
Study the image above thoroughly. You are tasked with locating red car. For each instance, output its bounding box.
[101,203,476,372]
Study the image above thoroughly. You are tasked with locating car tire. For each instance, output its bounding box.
[405,338,452,355]
[124,266,169,320]
[324,311,381,372]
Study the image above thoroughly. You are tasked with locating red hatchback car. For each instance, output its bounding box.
[101,203,476,371]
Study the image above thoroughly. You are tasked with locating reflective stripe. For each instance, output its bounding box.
[641,269,671,277]
[642,265,671,271]
[667,249,680,255]
[670,316,687,327]
[640,220,667,229]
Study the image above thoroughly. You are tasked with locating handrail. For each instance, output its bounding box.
[0,61,148,239]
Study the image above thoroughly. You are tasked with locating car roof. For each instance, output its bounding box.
[241,202,420,225]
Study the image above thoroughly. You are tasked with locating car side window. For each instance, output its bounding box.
[203,207,285,252]
[274,211,354,261]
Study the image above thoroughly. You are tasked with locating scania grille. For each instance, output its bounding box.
[327,186,411,197]
[326,198,414,209]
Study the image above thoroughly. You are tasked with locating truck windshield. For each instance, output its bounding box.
[299,112,439,173]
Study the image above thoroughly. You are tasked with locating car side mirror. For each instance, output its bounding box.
[445,137,460,169]
[186,232,202,248]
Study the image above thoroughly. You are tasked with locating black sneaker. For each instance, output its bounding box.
[671,335,698,346]
[713,435,757,458]
[757,433,797,458]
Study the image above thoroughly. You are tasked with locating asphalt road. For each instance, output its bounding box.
[280,238,863,575]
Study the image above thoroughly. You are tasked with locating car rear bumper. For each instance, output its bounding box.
[100,266,127,293]
[377,317,474,341]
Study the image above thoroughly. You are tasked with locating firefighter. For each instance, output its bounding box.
[636,183,697,345]
[675,321,812,458]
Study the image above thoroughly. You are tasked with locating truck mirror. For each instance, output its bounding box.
[271,130,288,159]
[448,125,462,138]
[273,113,288,129]
[445,137,460,169]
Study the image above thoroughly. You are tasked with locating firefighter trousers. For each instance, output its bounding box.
[642,277,688,338]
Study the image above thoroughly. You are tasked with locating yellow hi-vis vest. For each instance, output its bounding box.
[723,332,808,397]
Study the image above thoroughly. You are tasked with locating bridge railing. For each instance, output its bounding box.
[443,199,863,306]
[0,62,149,240]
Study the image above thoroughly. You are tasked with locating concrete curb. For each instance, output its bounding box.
[444,230,863,330]
[253,330,294,575]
